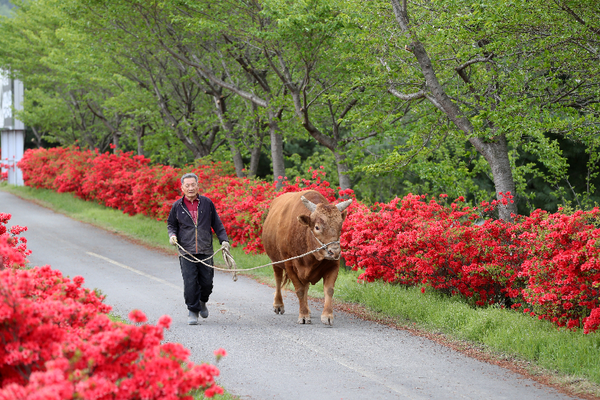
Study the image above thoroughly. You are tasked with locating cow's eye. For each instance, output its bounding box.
[315,226,320,231]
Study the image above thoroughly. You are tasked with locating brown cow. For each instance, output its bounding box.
[262,190,352,325]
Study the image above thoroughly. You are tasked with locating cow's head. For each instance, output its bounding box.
[297,196,352,261]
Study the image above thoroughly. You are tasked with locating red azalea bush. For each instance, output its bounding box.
[199,167,339,253]
[15,147,600,334]
[0,214,224,398]
[341,194,600,333]
[515,208,600,332]
[17,147,338,252]
[17,147,78,192]
[1,213,31,270]
[18,147,234,221]
[341,194,526,304]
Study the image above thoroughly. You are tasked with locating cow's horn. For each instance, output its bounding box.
[301,196,317,212]
[336,199,352,212]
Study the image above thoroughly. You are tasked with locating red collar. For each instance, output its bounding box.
[183,196,199,207]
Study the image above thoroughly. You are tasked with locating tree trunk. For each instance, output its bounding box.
[470,136,516,221]
[213,95,246,177]
[390,0,518,220]
[334,151,352,191]
[268,110,286,189]
[136,125,145,156]
[247,111,267,178]
[31,127,44,148]
[228,141,246,178]
[112,132,120,150]
[248,145,262,178]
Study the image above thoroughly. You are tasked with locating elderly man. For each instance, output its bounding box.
[167,172,230,325]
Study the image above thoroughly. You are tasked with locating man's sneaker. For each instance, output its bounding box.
[199,301,209,319]
[188,310,199,325]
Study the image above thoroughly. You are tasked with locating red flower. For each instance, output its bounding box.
[204,384,224,398]
[15,146,600,334]
[214,348,227,362]
[128,309,148,323]
[157,315,172,330]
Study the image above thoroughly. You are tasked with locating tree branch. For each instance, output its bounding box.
[146,18,269,108]
[387,88,426,101]
[554,0,600,37]
[455,54,495,84]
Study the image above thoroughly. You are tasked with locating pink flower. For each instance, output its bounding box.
[204,385,224,398]
[128,309,147,323]
[157,315,172,330]
[73,276,84,286]
[214,348,227,361]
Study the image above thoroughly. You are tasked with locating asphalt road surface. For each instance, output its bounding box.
[1,191,581,400]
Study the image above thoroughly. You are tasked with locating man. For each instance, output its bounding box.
[167,172,230,325]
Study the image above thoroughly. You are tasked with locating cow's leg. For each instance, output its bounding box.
[288,272,311,324]
[273,266,285,315]
[321,267,339,325]
[296,281,311,324]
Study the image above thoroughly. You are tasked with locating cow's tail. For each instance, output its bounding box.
[281,269,292,289]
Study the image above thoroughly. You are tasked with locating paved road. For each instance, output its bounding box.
[1,191,580,400]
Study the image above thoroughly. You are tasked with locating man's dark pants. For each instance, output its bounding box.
[179,254,214,313]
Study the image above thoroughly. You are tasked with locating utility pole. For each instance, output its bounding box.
[0,70,25,186]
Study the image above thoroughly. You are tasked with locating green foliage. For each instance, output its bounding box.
[344,0,600,210]
[2,0,600,211]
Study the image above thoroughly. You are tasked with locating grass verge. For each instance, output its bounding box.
[2,183,600,398]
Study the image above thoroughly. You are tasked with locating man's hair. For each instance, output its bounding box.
[180,173,199,184]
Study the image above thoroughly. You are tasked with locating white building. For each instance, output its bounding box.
[0,69,25,186]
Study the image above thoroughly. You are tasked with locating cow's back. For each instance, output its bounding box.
[262,190,327,262]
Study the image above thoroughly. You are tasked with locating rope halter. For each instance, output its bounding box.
[309,229,342,261]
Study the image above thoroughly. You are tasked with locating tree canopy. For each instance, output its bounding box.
[1,0,598,216]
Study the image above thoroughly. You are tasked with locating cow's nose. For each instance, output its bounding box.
[326,244,341,258]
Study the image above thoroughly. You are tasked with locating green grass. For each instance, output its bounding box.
[3,183,600,397]
[334,276,600,383]
[191,389,237,400]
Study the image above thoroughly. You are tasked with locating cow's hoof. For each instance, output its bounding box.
[321,315,334,325]
[273,305,285,314]
[297,316,312,324]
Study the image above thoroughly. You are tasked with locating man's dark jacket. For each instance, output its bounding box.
[167,195,229,255]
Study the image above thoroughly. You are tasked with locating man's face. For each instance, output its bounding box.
[181,177,199,198]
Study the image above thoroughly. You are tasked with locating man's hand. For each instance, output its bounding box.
[169,235,178,246]
[222,241,231,252]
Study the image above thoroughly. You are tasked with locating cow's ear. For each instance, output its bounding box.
[341,210,348,222]
[297,214,311,226]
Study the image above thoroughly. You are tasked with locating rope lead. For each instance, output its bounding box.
[176,239,340,282]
